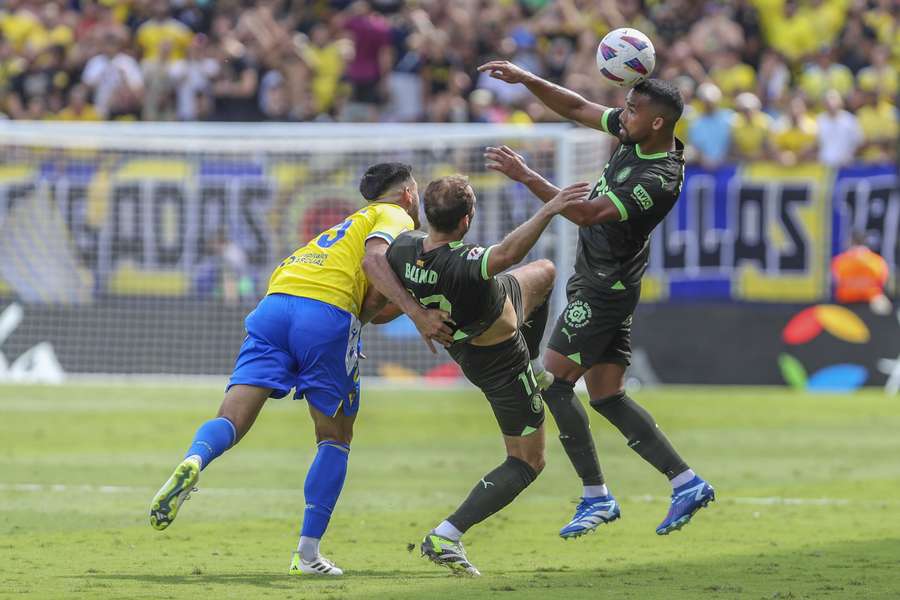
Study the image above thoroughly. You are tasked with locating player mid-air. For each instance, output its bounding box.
[148,163,452,576]
[478,59,715,537]
[369,175,590,575]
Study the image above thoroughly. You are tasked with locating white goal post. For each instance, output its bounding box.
[0,121,612,382]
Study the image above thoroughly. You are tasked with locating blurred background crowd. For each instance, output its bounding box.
[0,0,897,166]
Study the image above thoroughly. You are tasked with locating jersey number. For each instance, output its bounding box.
[517,364,539,396]
[317,219,353,248]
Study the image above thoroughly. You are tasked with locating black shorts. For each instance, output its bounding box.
[547,274,640,369]
[448,274,545,437]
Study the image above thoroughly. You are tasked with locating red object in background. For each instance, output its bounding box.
[782,306,823,345]
[298,199,359,244]
[425,362,463,381]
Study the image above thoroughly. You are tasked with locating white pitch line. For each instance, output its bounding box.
[1,483,896,507]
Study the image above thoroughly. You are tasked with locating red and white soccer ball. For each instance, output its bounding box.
[596,28,656,88]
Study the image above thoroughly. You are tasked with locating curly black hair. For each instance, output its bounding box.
[633,79,684,125]
[359,162,414,201]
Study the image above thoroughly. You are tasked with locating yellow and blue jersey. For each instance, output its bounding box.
[267,202,414,316]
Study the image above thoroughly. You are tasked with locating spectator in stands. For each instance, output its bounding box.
[0,0,40,53]
[730,92,771,162]
[658,40,707,85]
[56,83,100,121]
[688,83,733,168]
[81,32,144,119]
[25,2,74,58]
[857,45,898,99]
[756,49,791,110]
[855,85,898,164]
[338,1,393,122]
[800,46,854,103]
[772,95,818,166]
[832,230,892,315]
[141,40,176,121]
[211,35,261,122]
[762,0,818,65]
[298,22,351,119]
[802,0,847,49]
[384,21,424,122]
[423,31,468,122]
[135,4,193,64]
[235,0,291,60]
[0,0,892,171]
[6,44,70,119]
[0,35,24,95]
[169,34,219,121]
[688,3,743,60]
[709,48,756,100]
[816,89,862,168]
[731,0,763,68]
[260,71,292,121]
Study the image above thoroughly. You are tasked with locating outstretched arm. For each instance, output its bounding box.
[484,182,591,277]
[486,145,621,227]
[477,61,610,131]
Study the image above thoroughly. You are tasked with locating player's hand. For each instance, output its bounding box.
[477,60,532,84]
[411,307,455,353]
[543,182,592,215]
[485,145,531,182]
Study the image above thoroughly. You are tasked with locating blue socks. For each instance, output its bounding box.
[185,417,236,469]
[301,441,350,539]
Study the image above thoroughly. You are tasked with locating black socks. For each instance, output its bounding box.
[447,456,538,533]
[543,380,605,486]
[589,391,689,479]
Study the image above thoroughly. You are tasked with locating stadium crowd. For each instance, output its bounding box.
[0,0,897,165]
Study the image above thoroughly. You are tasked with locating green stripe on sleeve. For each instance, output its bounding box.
[481,245,496,280]
[600,108,613,134]
[607,191,628,222]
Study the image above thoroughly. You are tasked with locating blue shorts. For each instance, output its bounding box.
[228,294,362,417]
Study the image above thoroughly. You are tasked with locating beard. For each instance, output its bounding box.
[408,204,421,229]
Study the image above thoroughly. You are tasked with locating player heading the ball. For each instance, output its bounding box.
[478,53,715,538]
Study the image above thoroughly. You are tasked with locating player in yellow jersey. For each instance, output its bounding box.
[149,163,452,576]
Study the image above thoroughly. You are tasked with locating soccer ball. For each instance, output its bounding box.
[595,28,656,88]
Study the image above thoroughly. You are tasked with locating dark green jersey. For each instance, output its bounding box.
[576,107,686,292]
[385,231,506,343]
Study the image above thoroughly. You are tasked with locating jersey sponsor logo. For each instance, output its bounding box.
[563,300,592,329]
[466,247,486,261]
[616,166,632,184]
[281,252,327,267]
[404,263,438,284]
[632,184,654,210]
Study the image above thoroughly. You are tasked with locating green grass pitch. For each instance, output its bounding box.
[2,383,899,599]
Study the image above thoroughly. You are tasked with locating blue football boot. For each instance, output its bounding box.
[656,476,715,535]
[559,494,621,539]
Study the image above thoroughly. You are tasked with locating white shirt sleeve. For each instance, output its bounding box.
[115,55,144,90]
[81,56,108,87]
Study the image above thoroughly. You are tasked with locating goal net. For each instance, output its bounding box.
[0,122,611,383]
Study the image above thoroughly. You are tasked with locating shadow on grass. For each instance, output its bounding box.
[75,538,900,599]
[82,569,451,589]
